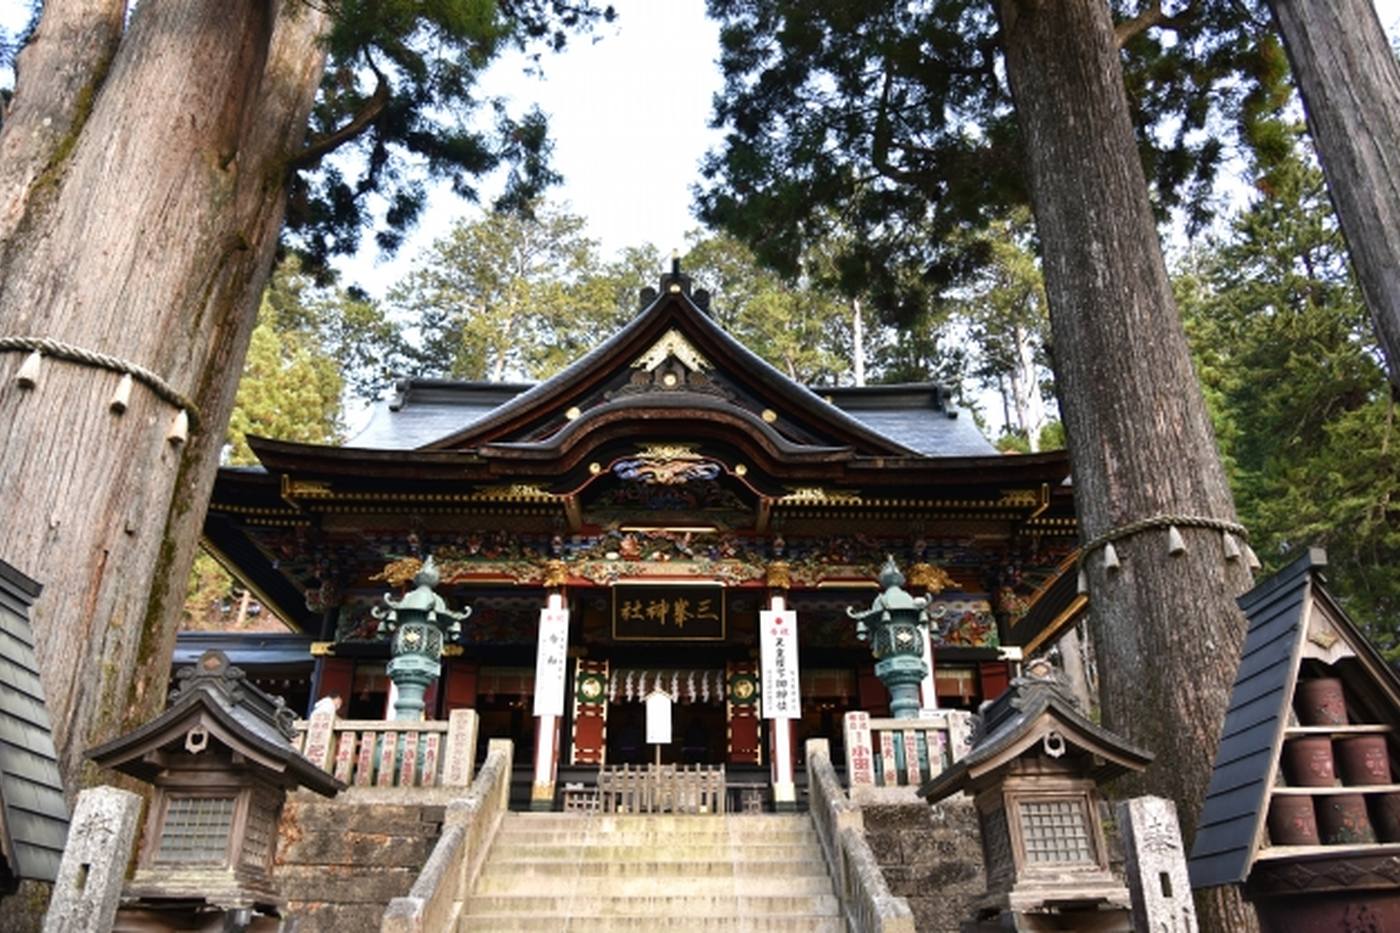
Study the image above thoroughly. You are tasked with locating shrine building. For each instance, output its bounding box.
[194,262,1082,808]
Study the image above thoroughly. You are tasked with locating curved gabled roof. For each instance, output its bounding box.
[420,280,945,456]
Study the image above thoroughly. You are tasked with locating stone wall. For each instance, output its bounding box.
[274,793,445,933]
[863,798,986,933]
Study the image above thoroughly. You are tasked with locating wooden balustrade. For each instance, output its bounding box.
[843,709,975,792]
[597,763,726,814]
[294,708,479,789]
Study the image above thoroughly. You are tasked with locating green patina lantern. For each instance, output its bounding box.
[847,556,944,719]
[372,556,471,720]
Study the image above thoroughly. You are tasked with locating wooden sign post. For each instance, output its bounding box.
[646,689,672,766]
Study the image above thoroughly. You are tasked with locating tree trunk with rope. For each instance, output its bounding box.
[1268,0,1400,393]
[0,0,329,803]
[997,1,1257,928]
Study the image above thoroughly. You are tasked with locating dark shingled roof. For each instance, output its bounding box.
[1186,547,1400,890]
[920,672,1152,804]
[87,651,341,797]
[0,559,68,888]
[347,378,994,457]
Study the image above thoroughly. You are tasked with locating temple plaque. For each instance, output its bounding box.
[612,584,725,641]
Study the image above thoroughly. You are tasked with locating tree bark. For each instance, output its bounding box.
[0,0,329,794]
[1269,0,1400,392]
[996,1,1257,929]
[0,0,126,245]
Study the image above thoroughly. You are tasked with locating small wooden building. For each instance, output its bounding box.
[87,650,342,928]
[1189,548,1400,930]
[920,665,1151,930]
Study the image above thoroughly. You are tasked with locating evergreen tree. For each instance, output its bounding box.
[1182,129,1400,652]
[1266,0,1400,391]
[390,203,631,381]
[0,0,610,797]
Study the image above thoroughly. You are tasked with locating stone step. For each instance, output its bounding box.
[501,813,808,827]
[460,915,845,932]
[473,873,834,897]
[491,828,819,847]
[480,858,831,879]
[463,894,841,917]
[485,842,822,862]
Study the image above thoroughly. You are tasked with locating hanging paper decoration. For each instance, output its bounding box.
[109,373,133,414]
[15,350,40,389]
[1167,525,1186,555]
[1077,568,1089,595]
[167,409,189,445]
[1102,542,1120,572]
[1223,532,1242,561]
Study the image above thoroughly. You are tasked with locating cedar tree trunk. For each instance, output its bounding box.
[0,0,329,795]
[997,1,1257,929]
[1269,0,1400,392]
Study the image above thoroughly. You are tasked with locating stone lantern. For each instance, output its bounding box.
[372,555,471,720]
[919,660,1153,932]
[847,556,943,719]
[85,650,342,930]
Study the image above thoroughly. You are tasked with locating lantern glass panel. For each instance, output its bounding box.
[156,795,235,865]
[1019,799,1093,864]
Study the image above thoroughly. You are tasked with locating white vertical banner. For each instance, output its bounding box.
[759,607,801,719]
[533,607,570,717]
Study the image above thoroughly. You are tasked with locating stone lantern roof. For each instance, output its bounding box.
[86,650,341,796]
[920,665,1153,803]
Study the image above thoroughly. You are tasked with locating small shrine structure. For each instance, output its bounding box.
[919,660,1152,931]
[86,650,342,929]
[1189,548,1400,930]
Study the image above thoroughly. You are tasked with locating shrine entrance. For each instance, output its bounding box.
[605,692,727,765]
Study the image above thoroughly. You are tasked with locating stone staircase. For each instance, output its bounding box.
[275,795,447,933]
[460,812,843,931]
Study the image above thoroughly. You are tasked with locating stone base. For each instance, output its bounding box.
[862,798,986,933]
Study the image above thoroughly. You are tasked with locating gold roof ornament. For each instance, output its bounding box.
[631,328,713,372]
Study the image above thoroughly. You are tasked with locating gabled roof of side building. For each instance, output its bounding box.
[1188,547,1400,889]
[0,559,68,888]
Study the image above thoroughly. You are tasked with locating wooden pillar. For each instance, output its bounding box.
[531,590,568,810]
[761,592,799,811]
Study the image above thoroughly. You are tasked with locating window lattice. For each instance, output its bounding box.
[157,796,234,865]
[242,806,273,869]
[1019,799,1093,864]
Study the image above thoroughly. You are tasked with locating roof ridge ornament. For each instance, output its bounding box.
[631,328,712,372]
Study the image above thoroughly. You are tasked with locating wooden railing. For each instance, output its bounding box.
[598,763,726,814]
[807,738,916,933]
[294,708,478,789]
[381,739,514,933]
[844,709,975,792]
